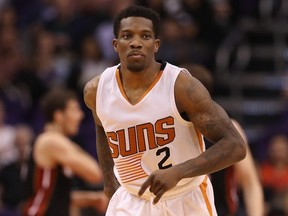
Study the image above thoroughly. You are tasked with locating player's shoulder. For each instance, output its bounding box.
[83,74,102,110]
[35,132,66,150]
[84,75,101,94]
[84,65,118,95]
[36,132,79,159]
[175,68,203,91]
[174,66,211,113]
[34,132,74,167]
[162,62,195,84]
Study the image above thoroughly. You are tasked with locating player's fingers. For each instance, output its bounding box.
[149,180,159,193]
[153,189,165,204]
[151,184,161,195]
[138,177,152,196]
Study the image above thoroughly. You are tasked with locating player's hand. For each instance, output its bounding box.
[138,167,181,204]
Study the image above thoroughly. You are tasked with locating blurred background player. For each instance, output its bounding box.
[22,88,107,216]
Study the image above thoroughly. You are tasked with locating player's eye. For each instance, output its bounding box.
[121,34,131,39]
[143,34,152,40]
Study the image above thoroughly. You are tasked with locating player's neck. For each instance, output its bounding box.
[120,61,161,89]
[44,123,64,134]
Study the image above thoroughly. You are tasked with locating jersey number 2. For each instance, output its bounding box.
[156,147,172,169]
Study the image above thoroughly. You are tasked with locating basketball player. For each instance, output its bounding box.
[181,63,264,216]
[22,88,106,216]
[83,5,246,216]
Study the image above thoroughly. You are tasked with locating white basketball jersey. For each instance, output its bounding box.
[96,62,206,200]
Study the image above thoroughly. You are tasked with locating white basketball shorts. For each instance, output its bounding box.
[105,176,218,216]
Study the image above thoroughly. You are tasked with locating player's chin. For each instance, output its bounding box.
[127,62,145,72]
[67,127,79,136]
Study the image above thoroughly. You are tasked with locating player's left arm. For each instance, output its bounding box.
[139,71,246,204]
[175,71,246,177]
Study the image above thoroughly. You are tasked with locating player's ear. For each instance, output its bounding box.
[54,110,64,123]
[112,39,118,52]
[154,39,160,53]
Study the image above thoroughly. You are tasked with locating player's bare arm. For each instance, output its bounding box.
[95,124,120,198]
[174,71,246,177]
[83,76,120,198]
[139,71,246,204]
[71,190,108,213]
[34,133,102,184]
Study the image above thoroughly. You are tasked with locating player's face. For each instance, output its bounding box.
[113,17,160,72]
[62,99,84,136]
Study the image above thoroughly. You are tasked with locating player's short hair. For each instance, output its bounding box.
[113,5,160,38]
[40,88,78,122]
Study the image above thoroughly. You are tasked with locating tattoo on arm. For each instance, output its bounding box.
[96,125,120,197]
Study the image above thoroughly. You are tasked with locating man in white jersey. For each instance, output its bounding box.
[83,5,246,216]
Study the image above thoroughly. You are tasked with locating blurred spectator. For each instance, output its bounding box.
[209,0,235,47]
[40,0,77,51]
[138,0,169,17]
[157,17,211,67]
[229,0,260,20]
[40,0,105,53]
[0,99,18,170]
[0,5,26,81]
[157,17,191,65]
[0,6,17,29]
[259,134,288,192]
[0,6,31,125]
[0,124,34,216]
[29,29,72,89]
[0,26,25,88]
[94,0,136,62]
[9,0,45,29]
[67,35,111,94]
[182,0,216,43]
[0,1,9,11]
[258,134,288,215]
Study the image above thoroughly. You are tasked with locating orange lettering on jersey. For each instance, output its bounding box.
[136,123,157,152]
[106,132,119,158]
[106,116,176,158]
[155,116,175,146]
[118,128,137,157]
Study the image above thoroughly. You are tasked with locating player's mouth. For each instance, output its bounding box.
[128,51,145,58]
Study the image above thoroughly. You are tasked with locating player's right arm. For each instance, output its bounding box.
[34,133,102,184]
[83,76,120,199]
[71,190,108,213]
